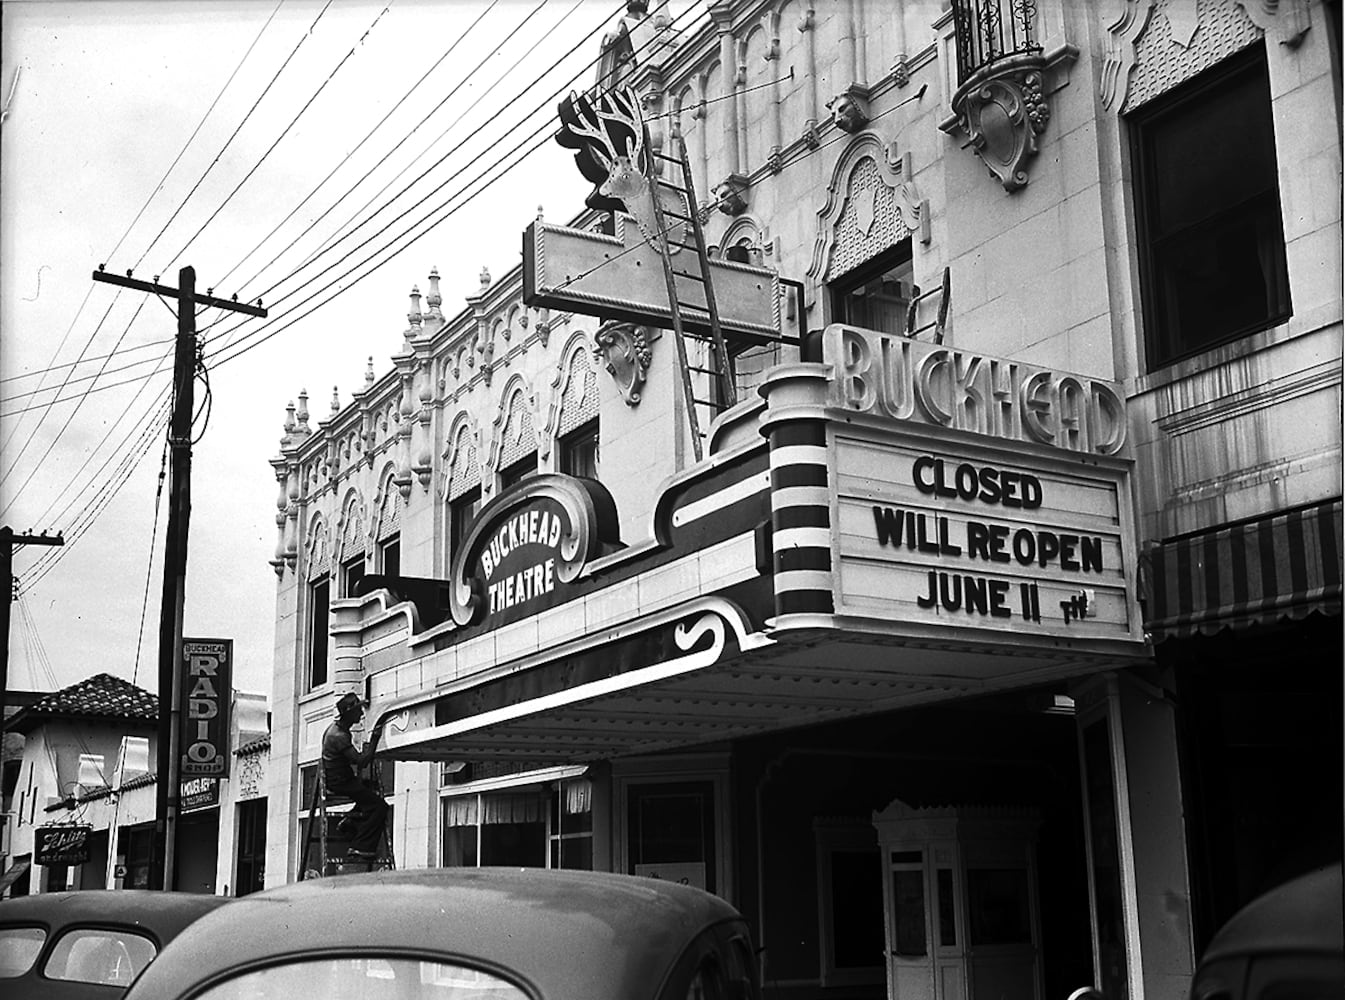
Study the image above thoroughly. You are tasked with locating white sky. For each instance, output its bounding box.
[0,0,636,699]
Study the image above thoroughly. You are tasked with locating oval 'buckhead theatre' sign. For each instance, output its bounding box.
[449,474,622,629]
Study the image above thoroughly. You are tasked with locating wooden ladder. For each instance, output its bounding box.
[299,766,395,880]
[647,136,736,464]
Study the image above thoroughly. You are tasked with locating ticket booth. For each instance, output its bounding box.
[873,799,1043,1000]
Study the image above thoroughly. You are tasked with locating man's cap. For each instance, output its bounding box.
[335,692,365,715]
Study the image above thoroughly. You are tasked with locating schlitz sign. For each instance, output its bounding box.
[36,825,91,866]
[180,638,232,778]
[449,474,621,629]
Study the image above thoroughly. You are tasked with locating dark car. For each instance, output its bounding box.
[1190,862,1343,1000]
[125,867,760,1000]
[0,890,231,999]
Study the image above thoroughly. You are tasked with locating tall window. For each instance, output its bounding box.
[308,576,329,689]
[829,243,915,335]
[1131,46,1290,368]
[378,537,400,578]
[559,420,600,480]
[449,486,481,568]
[499,454,537,490]
[341,555,364,598]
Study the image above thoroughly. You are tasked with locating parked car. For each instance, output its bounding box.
[1190,862,1342,1000]
[0,890,231,999]
[125,867,760,1000]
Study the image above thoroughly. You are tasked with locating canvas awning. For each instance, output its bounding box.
[1142,499,1342,641]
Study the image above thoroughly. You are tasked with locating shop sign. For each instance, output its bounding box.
[35,825,91,866]
[635,862,706,889]
[449,475,620,629]
[180,638,232,778]
[834,432,1142,646]
[827,324,1129,457]
[181,776,220,812]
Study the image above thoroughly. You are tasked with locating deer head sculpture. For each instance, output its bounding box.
[556,86,679,250]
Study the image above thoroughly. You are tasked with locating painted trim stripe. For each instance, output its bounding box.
[772,525,834,551]
[774,506,832,530]
[771,464,829,490]
[777,589,834,615]
[672,470,770,527]
[776,547,833,573]
[769,422,827,448]
[770,444,829,469]
[1143,498,1343,639]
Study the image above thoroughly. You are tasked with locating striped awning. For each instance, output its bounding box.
[1141,499,1343,641]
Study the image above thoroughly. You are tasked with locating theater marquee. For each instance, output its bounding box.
[824,325,1144,651]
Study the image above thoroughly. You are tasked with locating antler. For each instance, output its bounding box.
[556,86,650,213]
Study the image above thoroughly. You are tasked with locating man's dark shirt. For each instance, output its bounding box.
[322,722,359,788]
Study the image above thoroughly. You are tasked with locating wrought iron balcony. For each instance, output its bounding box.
[951,0,1041,84]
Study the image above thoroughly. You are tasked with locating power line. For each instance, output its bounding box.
[0,284,96,455]
[1,289,124,497]
[214,0,504,292]
[161,1,396,273]
[131,1,334,271]
[30,347,174,533]
[0,337,175,387]
[264,0,569,296]
[203,0,692,365]
[1,296,151,521]
[104,0,287,264]
[2,1,682,421]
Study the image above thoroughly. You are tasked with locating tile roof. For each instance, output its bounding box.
[7,673,158,733]
[236,735,271,756]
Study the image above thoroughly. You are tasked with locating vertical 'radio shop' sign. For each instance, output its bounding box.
[180,638,232,778]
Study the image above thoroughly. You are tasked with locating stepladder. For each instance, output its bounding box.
[299,765,395,880]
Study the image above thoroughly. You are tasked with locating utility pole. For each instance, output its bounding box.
[92,266,264,890]
[1,528,64,728]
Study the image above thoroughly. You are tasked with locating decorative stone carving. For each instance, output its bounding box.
[714,173,749,216]
[943,53,1052,192]
[827,87,871,133]
[593,320,653,406]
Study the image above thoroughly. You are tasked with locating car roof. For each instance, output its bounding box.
[0,890,230,944]
[1201,863,1343,962]
[127,868,747,1000]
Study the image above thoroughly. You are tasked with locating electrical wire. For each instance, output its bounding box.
[266,0,569,294]
[18,401,170,593]
[1,289,126,499]
[1,296,151,522]
[27,345,174,534]
[0,284,97,457]
[103,0,286,265]
[0,337,175,387]
[202,0,693,366]
[161,1,396,273]
[132,1,335,271]
[2,1,681,425]
[213,0,504,291]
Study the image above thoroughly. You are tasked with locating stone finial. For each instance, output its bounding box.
[365,357,375,388]
[479,266,492,291]
[426,268,443,321]
[331,385,340,414]
[296,389,311,432]
[283,400,296,434]
[536,205,544,221]
[408,285,423,330]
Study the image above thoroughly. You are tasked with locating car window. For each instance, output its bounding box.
[193,956,532,1000]
[0,926,47,977]
[44,927,158,986]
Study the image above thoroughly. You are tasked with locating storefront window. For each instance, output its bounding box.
[441,779,592,871]
[627,781,715,893]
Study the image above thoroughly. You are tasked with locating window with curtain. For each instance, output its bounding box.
[829,242,915,336]
[440,780,593,871]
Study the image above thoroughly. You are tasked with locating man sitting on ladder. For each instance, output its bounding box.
[322,693,387,860]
